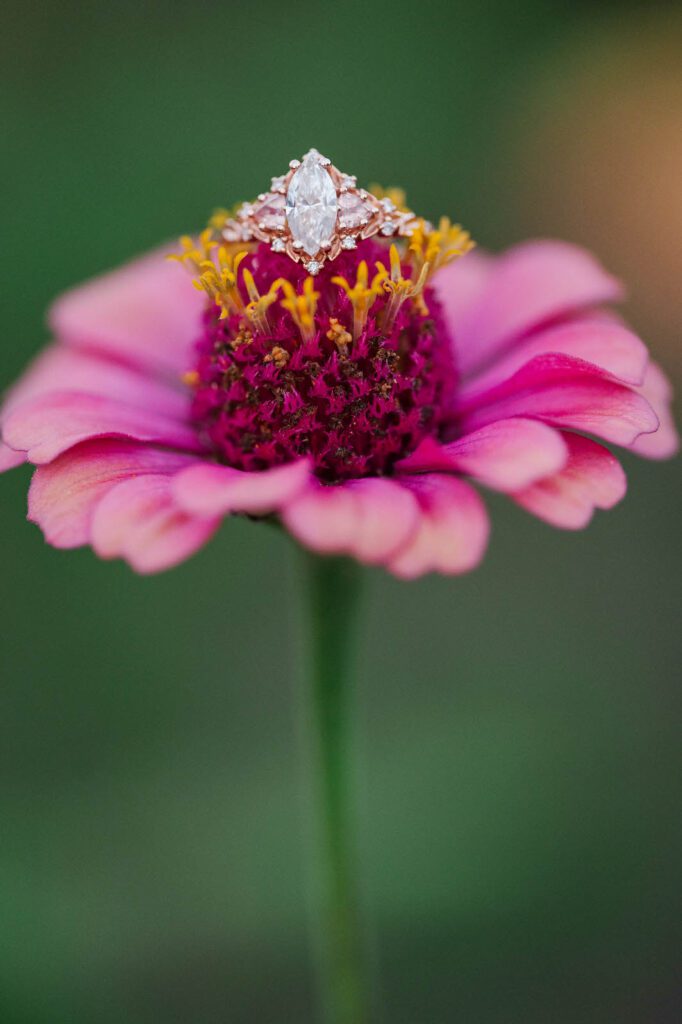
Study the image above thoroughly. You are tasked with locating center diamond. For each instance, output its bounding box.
[285,152,338,257]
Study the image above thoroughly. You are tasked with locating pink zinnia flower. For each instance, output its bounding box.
[1,171,677,576]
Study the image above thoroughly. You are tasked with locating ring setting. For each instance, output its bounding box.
[221,148,428,275]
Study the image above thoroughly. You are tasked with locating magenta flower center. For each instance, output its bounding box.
[189,241,457,481]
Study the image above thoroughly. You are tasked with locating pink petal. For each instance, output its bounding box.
[512,433,627,529]
[461,317,649,393]
[0,344,182,472]
[456,354,659,448]
[28,440,198,548]
[3,391,203,464]
[431,250,493,347]
[386,475,490,579]
[396,418,568,492]
[49,246,204,376]
[172,459,311,517]
[1,344,188,421]
[628,362,679,460]
[0,442,26,471]
[436,240,624,376]
[281,477,420,565]
[90,474,220,574]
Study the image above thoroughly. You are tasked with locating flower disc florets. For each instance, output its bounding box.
[185,237,462,481]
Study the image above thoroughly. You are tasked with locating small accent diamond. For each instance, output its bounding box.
[271,175,287,193]
[306,260,322,275]
[381,221,396,236]
[271,238,286,253]
[341,236,357,250]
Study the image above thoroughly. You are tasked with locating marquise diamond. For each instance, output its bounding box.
[285,152,338,257]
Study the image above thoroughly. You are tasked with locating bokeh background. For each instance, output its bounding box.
[1,2,681,1021]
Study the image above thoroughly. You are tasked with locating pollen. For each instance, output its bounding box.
[264,345,290,368]
[230,326,254,349]
[326,317,352,355]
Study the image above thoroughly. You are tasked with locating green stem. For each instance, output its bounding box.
[302,552,368,1024]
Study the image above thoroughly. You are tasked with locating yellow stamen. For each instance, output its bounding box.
[181,369,200,389]
[242,269,281,335]
[376,244,430,332]
[208,208,231,232]
[408,217,475,285]
[193,246,248,319]
[274,277,320,343]
[332,261,387,341]
[167,228,217,276]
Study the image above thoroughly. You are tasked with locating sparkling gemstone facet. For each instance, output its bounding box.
[338,190,372,229]
[286,153,338,257]
[253,193,286,231]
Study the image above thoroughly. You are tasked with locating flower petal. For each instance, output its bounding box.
[49,246,204,376]
[512,433,627,529]
[0,442,26,471]
[281,477,420,565]
[1,343,188,422]
[396,418,568,492]
[386,475,490,579]
[3,391,203,464]
[172,459,311,517]
[628,362,679,460]
[461,317,649,393]
[431,249,493,348]
[28,440,198,548]
[437,240,624,376]
[456,354,659,448]
[90,474,220,574]
[0,344,184,472]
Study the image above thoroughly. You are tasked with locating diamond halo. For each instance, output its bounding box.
[222,148,427,274]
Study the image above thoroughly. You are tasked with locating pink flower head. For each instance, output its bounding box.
[1,163,677,576]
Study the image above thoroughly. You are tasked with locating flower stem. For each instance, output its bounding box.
[301,552,368,1024]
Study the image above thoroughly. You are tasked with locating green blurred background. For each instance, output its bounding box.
[1,2,681,1021]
